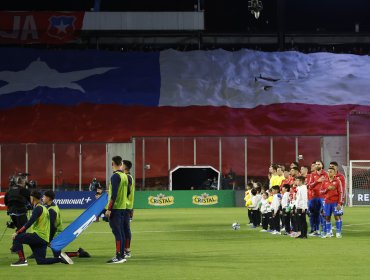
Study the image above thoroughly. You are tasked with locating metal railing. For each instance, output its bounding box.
[0,135,347,191]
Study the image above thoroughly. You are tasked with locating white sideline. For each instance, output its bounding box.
[1,228,233,236]
[85,229,234,234]
[2,223,369,236]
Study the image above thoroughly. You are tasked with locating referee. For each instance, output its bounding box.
[105,156,129,264]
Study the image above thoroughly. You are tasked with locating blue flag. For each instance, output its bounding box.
[50,192,108,252]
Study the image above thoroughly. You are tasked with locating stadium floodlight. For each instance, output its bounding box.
[248,0,263,19]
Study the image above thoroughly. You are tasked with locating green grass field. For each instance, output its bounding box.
[0,207,370,280]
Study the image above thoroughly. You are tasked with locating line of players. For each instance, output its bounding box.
[245,160,345,238]
[5,158,135,266]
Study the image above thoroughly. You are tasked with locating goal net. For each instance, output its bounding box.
[348,160,370,206]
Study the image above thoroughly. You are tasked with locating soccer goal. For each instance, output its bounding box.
[348,160,370,207]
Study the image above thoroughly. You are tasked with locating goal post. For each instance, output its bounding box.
[348,160,370,207]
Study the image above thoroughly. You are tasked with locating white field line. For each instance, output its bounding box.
[2,223,369,236]
[79,222,370,234]
[1,228,234,236]
[342,222,370,227]
[341,229,367,232]
[85,229,233,234]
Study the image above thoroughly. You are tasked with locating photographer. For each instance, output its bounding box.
[90,178,105,222]
[90,178,104,194]
[4,173,32,230]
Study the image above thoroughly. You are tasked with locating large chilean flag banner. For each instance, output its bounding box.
[0,47,370,142]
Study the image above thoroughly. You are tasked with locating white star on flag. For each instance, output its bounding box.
[54,20,69,34]
[0,58,118,95]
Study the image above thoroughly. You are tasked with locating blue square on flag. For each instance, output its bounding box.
[0,48,161,109]
[47,16,76,39]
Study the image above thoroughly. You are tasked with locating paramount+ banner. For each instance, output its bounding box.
[54,191,96,209]
[0,191,95,210]
[135,190,235,209]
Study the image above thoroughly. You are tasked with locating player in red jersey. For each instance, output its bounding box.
[288,168,299,203]
[290,161,299,170]
[329,161,345,235]
[329,162,346,205]
[321,167,343,238]
[307,160,328,236]
[300,165,309,184]
[280,169,291,191]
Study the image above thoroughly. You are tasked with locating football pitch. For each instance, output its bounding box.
[0,207,370,280]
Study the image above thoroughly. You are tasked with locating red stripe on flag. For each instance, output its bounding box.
[0,103,369,142]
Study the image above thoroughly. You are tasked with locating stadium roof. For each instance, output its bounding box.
[2,0,370,33]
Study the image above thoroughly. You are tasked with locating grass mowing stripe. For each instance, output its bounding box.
[1,207,370,280]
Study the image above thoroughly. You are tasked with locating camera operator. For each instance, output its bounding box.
[4,174,32,230]
[90,178,105,222]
